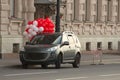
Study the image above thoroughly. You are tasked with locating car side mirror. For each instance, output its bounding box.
[60,41,69,47]
[63,41,69,45]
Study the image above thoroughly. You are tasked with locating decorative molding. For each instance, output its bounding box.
[8,18,23,35]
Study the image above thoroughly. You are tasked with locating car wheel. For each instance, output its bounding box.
[72,54,81,68]
[41,64,48,69]
[55,54,62,69]
[22,63,28,69]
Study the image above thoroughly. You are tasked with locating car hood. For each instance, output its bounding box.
[24,44,58,52]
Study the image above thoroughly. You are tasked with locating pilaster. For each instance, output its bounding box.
[15,0,22,18]
[27,0,35,21]
[0,0,9,35]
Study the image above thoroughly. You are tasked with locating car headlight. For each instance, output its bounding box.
[47,46,58,51]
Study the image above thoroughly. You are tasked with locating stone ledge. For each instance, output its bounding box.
[81,50,120,55]
[1,53,19,60]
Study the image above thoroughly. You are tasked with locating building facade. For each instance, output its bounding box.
[0,0,120,55]
[60,0,120,52]
[0,0,35,55]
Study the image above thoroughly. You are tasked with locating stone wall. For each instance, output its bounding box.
[0,0,35,54]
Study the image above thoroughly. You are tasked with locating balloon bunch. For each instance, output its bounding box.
[23,18,55,40]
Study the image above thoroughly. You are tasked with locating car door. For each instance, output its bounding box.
[61,34,71,60]
[67,35,76,59]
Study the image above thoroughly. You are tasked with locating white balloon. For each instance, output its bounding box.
[39,27,44,32]
[28,34,32,38]
[31,31,37,36]
[33,27,39,32]
[33,20,38,26]
[30,24,33,29]
[31,25,38,32]
[28,29,33,33]
[26,25,30,29]
[23,31,28,36]
[31,25,36,29]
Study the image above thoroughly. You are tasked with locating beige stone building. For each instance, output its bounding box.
[0,0,120,56]
[0,0,35,56]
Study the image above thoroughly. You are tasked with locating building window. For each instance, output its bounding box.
[13,43,19,53]
[97,42,102,50]
[114,16,117,22]
[105,16,107,21]
[107,0,112,21]
[10,0,15,17]
[104,5,107,11]
[97,0,102,22]
[81,3,85,10]
[115,5,118,12]
[118,0,120,22]
[108,42,112,50]
[86,42,91,51]
[93,15,96,21]
[82,14,85,21]
[74,0,79,21]
[85,0,91,21]
[93,4,96,11]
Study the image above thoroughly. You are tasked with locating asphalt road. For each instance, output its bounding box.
[0,54,120,80]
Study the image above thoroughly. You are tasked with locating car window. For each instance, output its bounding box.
[52,35,62,44]
[31,34,61,44]
[62,34,68,42]
[73,35,81,48]
[67,35,75,44]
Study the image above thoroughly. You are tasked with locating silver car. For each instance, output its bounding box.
[19,31,81,69]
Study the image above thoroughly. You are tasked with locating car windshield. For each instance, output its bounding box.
[30,33,62,45]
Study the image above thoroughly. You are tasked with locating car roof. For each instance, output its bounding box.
[36,31,74,36]
[36,32,61,36]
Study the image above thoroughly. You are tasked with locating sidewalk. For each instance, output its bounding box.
[0,53,120,66]
[81,53,120,65]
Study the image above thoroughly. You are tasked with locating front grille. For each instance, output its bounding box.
[24,53,48,60]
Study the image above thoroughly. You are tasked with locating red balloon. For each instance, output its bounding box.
[25,28,30,33]
[37,21,43,27]
[24,18,55,40]
[37,18,45,27]
[28,21,33,25]
[45,18,51,23]
[44,22,49,27]
[48,23,54,28]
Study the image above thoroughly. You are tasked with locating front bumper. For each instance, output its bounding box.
[19,51,57,64]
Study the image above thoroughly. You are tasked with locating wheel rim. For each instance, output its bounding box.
[41,64,47,68]
[76,54,80,65]
[73,54,80,68]
[22,63,28,69]
[55,54,62,68]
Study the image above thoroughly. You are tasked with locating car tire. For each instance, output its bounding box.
[41,64,48,69]
[22,63,28,69]
[72,54,81,68]
[55,54,62,69]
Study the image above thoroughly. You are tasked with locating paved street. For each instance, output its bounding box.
[0,53,120,80]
